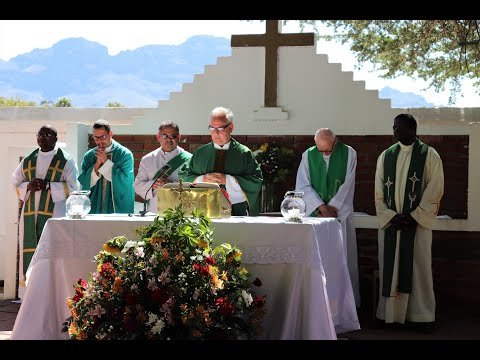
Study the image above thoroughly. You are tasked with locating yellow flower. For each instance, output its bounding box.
[260,143,268,152]
[102,243,121,254]
[150,236,165,245]
[197,238,209,249]
[220,271,228,281]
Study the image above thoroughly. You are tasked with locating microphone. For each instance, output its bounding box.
[139,164,172,217]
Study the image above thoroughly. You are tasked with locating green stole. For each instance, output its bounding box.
[22,148,68,275]
[307,141,348,216]
[179,138,263,216]
[153,151,192,179]
[382,139,429,297]
[148,151,192,208]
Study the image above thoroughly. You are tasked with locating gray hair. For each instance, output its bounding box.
[209,106,234,124]
[314,128,336,142]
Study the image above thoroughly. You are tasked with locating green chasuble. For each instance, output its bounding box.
[179,138,263,216]
[22,148,68,274]
[78,139,134,214]
[382,139,428,297]
[307,140,349,216]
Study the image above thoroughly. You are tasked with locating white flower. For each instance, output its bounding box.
[147,312,159,325]
[193,288,201,300]
[122,240,137,252]
[135,246,145,258]
[151,319,165,335]
[241,290,253,307]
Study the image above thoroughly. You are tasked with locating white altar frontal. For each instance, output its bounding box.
[10,214,359,340]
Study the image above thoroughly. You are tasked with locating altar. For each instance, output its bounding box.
[10,214,359,340]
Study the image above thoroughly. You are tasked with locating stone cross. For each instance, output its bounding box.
[231,20,315,107]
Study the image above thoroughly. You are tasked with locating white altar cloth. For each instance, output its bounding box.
[10,215,359,340]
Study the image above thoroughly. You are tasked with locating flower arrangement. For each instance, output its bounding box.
[252,143,295,184]
[62,206,266,340]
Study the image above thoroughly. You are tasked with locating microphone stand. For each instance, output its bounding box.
[139,164,172,217]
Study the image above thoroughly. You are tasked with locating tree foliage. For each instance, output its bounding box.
[0,97,36,106]
[293,20,480,105]
[55,97,72,107]
[106,101,125,107]
[40,100,54,107]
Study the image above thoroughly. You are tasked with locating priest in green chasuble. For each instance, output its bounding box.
[295,128,360,308]
[12,125,79,301]
[375,113,444,332]
[78,119,135,214]
[179,106,262,216]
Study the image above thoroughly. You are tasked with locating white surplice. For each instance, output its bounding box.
[134,146,191,213]
[12,146,79,300]
[375,142,444,323]
[296,145,360,307]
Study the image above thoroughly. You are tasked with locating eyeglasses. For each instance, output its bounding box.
[318,139,337,154]
[93,134,108,141]
[37,133,53,139]
[160,134,178,140]
[208,122,231,133]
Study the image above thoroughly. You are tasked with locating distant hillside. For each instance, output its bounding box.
[379,86,437,108]
[0,37,437,108]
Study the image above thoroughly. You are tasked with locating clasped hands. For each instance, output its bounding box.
[389,213,417,231]
[27,178,49,192]
[203,172,226,186]
[317,204,338,218]
[94,147,109,174]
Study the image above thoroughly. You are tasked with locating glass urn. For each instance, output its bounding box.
[66,190,91,219]
[280,190,306,223]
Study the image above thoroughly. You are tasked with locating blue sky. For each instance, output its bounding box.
[0,20,477,107]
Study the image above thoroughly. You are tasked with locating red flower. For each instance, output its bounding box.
[125,292,141,306]
[215,297,235,315]
[204,256,215,265]
[77,278,88,288]
[99,262,116,280]
[253,296,266,308]
[192,263,210,276]
[72,287,84,302]
[147,287,168,305]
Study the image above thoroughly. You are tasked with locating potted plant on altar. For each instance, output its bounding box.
[62,206,266,340]
[252,143,296,213]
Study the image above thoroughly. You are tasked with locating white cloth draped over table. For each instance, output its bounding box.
[11,215,359,340]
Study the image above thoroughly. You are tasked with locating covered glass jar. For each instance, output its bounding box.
[280,190,306,223]
[66,190,91,219]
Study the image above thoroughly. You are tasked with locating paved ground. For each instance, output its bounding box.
[1,297,479,340]
[0,299,20,340]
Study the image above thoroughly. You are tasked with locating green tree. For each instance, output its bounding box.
[40,100,54,107]
[106,101,125,107]
[0,96,36,106]
[55,97,72,107]
[290,20,480,105]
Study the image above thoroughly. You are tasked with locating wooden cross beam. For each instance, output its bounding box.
[231,20,315,107]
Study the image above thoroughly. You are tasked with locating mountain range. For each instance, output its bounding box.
[0,37,437,108]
